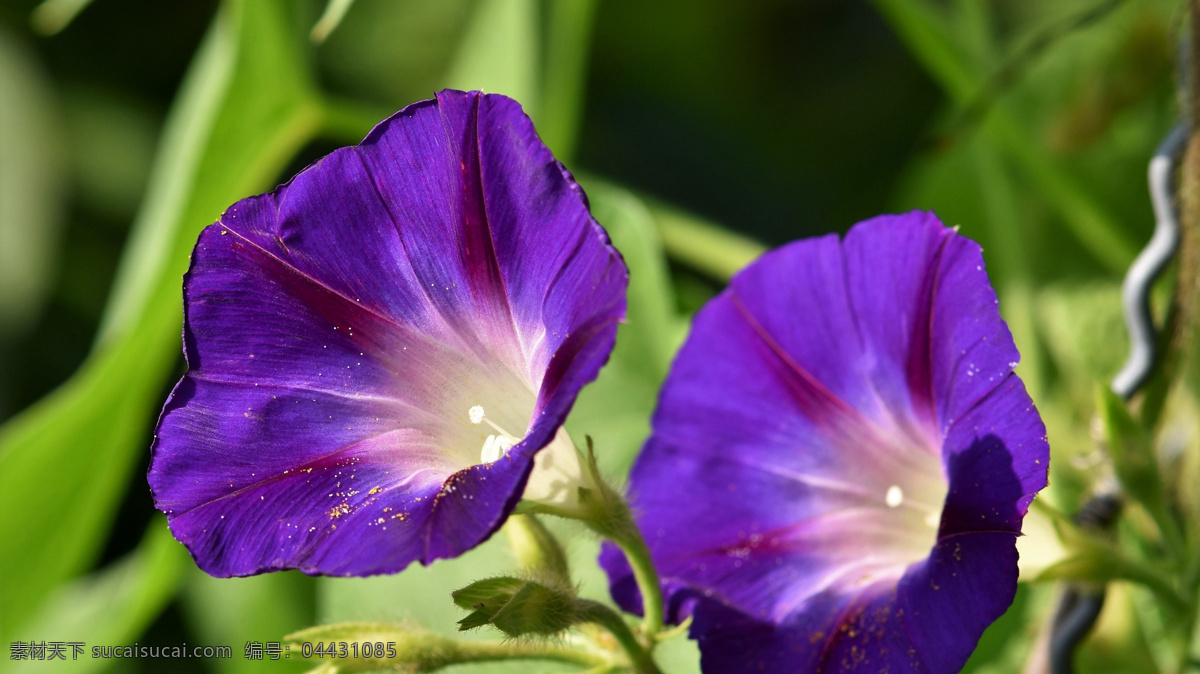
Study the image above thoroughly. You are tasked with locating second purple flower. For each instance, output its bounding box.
[603,212,1049,673]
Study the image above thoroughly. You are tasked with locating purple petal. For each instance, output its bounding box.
[150,90,626,577]
[684,532,1017,673]
[603,212,1047,671]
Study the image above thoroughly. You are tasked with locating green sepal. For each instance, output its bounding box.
[450,576,526,611]
[452,577,579,637]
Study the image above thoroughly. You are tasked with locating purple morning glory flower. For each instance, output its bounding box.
[602,212,1049,673]
[149,90,627,577]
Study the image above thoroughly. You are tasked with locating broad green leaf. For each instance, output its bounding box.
[444,0,539,115]
[0,24,66,339]
[0,0,321,639]
[3,520,189,674]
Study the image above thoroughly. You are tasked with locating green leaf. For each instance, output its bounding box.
[450,577,527,611]
[535,0,597,162]
[869,0,1138,273]
[183,570,315,674]
[444,0,539,114]
[310,0,357,44]
[1036,515,1186,614]
[3,520,188,674]
[1096,386,1184,562]
[0,0,321,639]
[0,23,66,338]
[644,197,766,283]
[566,179,687,475]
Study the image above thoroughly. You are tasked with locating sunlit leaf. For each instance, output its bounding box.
[444,0,539,115]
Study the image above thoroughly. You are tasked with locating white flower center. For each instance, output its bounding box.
[468,405,520,464]
[466,405,598,517]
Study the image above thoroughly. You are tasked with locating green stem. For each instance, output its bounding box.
[645,199,766,282]
[520,495,668,640]
[445,640,607,669]
[608,522,665,638]
[576,599,663,674]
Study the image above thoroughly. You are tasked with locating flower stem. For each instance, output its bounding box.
[576,599,663,674]
[446,640,607,669]
[606,515,665,638]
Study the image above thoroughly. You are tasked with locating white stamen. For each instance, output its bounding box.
[885,485,904,508]
[468,405,485,425]
[480,434,516,464]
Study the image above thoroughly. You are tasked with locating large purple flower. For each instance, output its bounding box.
[149,90,627,577]
[602,212,1048,673]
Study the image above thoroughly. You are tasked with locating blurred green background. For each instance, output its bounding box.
[0,0,1187,672]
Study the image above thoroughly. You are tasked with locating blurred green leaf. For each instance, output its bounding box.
[0,0,321,639]
[869,0,1140,274]
[29,0,96,36]
[183,571,314,674]
[62,88,158,222]
[646,197,766,283]
[310,0,357,44]
[568,179,686,475]
[1038,282,1128,389]
[314,0,472,110]
[1097,386,1184,562]
[3,520,188,674]
[0,24,66,338]
[1037,514,1186,614]
[536,0,597,163]
[445,0,539,115]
